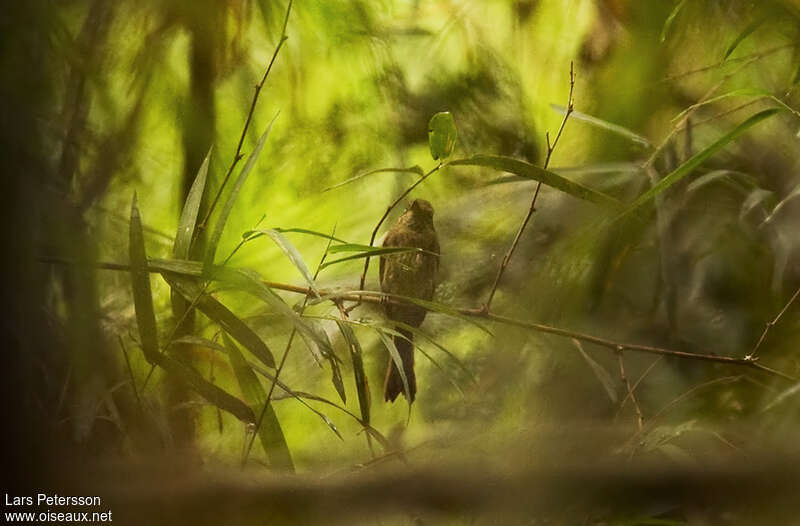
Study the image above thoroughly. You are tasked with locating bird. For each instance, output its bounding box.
[380,198,440,402]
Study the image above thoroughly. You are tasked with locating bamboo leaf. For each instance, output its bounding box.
[551,104,651,148]
[321,245,434,269]
[204,112,279,272]
[159,353,255,423]
[163,273,276,368]
[129,194,159,363]
[660,0,687,43]
[246,359,344,439]
[378,330,411,402]
[224,334,294,471]
[222,268,335,359]
[264,227,349,244]
[574,339,618,404]
[622,108,781,217]
[336,320,370,426]
[724,17,766,59]
[323,166,423,192]
[170,335,227,353]
[174,147,211,259]
[252,228,319,295]
[451,155,622,209]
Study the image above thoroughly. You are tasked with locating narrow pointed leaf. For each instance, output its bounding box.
[246,359,344,439]
[224,334,294,471]
[170,335,227,353]
[574,339,618,404]
[174,147,211,259]
[724,17,766,59]
[622,108,781,217]
[451,155,622,209]
[660,0,687,42]
[205,111,279,272]
[222,268,335,358]
[378,330,411,402]
[337,320,369,423]
[551,104,651,147]
[163,273,275,367]
[252,228,319,295]
[321,246,432,269]
[129,194,159,363]
[323,166,424,192]
[158,354,254,423]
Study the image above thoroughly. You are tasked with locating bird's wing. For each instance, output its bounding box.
[380,228,401,287]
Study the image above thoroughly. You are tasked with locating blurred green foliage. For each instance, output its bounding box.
[6,0,800,524]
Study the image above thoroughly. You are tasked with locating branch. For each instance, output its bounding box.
[197,0,293,232]
[616,351,643,431]
[483,61,575,311]
[43,256,795,383]
[750,285,800,359]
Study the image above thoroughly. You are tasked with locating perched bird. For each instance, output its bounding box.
[380,199,440,402]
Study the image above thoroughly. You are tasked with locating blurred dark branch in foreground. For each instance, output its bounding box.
[40,256,797,382]
[71,447,800,525]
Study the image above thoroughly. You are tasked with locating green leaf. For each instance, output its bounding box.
[224,334,294,471]
[660,0,687,43]
[321,246,432,269]
[251,229,319,295]
[163,273,276,368]
[129,194,159,363]
[204,111,279,272]
[323,166,424,192]
[428,111,458,160]
[267,227,349,244]
[158,353,254,423]
[174,147,211,259]
[724,17,765,59]
[245,359,344,439]
[377,330,411,402]
[551,104,651,148]
[336,320,370,426]
[450,155,622,209]
[221,268,335,359]
[622,108,781,217]
[170,335,227,353]
[574,339,617,404]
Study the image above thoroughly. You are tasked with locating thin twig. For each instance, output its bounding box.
[241,225,335,467]
[750,285,800,359]
[658,42,795,84]
[644,54,766,171]
[197,0,293,232]
[44,258,798,383]
[118,335,142,413]
[482,61,575,312]
[351,161,443,311]
[617,356,662,415]
[616,351,643,431]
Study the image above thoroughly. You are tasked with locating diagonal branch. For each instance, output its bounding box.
[483,61,575,312]
[197,0,293,232]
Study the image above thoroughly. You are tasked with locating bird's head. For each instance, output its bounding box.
[409,199,434,219]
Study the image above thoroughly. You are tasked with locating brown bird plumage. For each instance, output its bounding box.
[380,199,439,402]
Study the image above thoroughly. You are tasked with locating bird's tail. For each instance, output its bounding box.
[384,328,416,403]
